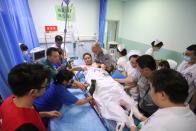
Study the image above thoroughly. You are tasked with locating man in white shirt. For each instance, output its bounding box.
[140,69,196,131]
[53,35,68,58]
[177,44,196,105]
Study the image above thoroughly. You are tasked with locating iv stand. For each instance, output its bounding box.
[62,0,70,59]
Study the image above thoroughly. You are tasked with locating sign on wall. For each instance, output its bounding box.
[45,26,58,32]
[55,4,75,21]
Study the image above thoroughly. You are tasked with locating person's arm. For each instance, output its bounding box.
[56,64,66,71]
[16,123,39,131]
[75,96,93,105]
[39,110,61,118]
[130,126,136,131]
[70,66,84,72]
[72,80,88,90]
[115,76,133,84]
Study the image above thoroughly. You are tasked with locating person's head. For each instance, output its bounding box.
[151,40,163,51]
[83,52,93,65]
[55,35,63,48]
[46,47,60,64]
[20,44,28,53]
[128,50,142,68]
[183,44,196,63]
[158,60,170,70]
[92,42,102,55]
[8,63,50,98]
[136,55,156,77]
[149,69,189,108]
[54,69,74,85]
[117,44,127,57]
[129,55,139,68]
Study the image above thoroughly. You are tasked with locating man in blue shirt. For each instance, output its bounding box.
[33,69,92,125]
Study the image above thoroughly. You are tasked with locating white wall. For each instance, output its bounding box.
[120,0,196,52]
[106,0,124,36]
[28,0,99,43]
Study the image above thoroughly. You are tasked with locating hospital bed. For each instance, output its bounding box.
[49,59,138,131]
[48,88,130,131]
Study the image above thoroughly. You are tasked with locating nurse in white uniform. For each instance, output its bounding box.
[115,50,142,101]
[116,44,127,73]
[145,40,163,56]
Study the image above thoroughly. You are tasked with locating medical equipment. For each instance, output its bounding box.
[30,47,46,61]
[108,41,119,61]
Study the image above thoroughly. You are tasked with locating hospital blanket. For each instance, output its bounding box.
[84,67,138,126]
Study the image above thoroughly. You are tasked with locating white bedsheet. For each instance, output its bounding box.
[84,67,141,125]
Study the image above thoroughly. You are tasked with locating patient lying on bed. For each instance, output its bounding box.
[83,67,146,131]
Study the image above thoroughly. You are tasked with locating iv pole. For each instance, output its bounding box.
[61,0,70,59]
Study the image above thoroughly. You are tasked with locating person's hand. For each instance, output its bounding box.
[82,67,88,71]
[90,98,96,106]
[57,64,66,71]
[100,64,106,70]
[47,111,61,118]
[127,82,137,88]
[124,86,130,92]
[86,96,93,101]
[130,126,136,131]
[73,80,88,90]
[140,115,148,121]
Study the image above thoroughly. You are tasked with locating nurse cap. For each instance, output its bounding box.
[127,50,142,59]
[117,44,125,52]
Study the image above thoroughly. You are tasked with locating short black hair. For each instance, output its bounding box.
[159,60,170,69]
[136,55,156,71]
[8,63,50,97]
[151,41,163,48]
[46,47,59,56]
[129,55,139,60]
[83,52,92,59]
[20,44,28,51]
[55,35,63,42]
[187,44,196,56]
[149,69,189,103]
[117,48,127,56]
[54,69,74,85]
